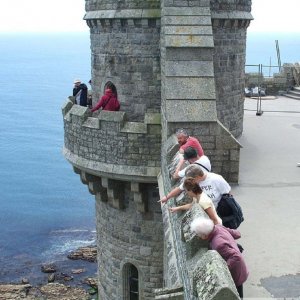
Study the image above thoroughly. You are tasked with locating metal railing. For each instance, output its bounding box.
[245,63,282,116]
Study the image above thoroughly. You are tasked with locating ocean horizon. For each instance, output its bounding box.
[0,30,299,285]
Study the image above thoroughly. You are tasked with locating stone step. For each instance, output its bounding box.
[282,93,300,100]
[293,86,300,91]
[289,90,300,96]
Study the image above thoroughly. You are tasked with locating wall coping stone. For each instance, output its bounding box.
[62,99,161,134]
[193,251,240,299]
[163,7,211,16]
[84,9,161,20]
[63,147,160,183]
[211,11,253,20]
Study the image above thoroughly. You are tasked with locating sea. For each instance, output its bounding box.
[0,31,299,285]
[0,32,96,285]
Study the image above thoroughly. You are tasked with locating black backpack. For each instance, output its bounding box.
[217,194,244,229]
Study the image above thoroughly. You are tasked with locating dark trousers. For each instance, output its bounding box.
[236,285,243,299]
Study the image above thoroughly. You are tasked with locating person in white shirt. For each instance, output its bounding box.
[173,146,211,179]
[160,165,231,209]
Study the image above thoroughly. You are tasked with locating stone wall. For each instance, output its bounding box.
[62,1,253,299]
[85,0,160,11]
[62,98,161,182]
[160,0,242,183]
[156,135,240,299]
[211,0,252,137]
[85,6,161,121]
[95,183,163,300]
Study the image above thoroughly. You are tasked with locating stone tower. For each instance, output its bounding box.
[62,0,252,299]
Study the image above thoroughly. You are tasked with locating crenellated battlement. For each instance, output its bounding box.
[62,97,161,183]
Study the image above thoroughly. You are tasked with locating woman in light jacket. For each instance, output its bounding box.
[169,177,222,225]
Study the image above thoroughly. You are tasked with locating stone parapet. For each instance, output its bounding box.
[158,134,240,299]
[84,9,161,20]
[62,99,161,183]
[85,0,160,11]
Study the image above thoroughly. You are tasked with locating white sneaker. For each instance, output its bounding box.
[298,163,300,167]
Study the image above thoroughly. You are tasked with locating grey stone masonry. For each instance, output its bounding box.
[211,0,253,137]
[85,0,160,11]
[160,0,242,183]
[245,63,296,95]
[193,251,240,299]
[158,133,241,299]
[95,182,164,299]
[62,98,161,183]
[84,6,161,122]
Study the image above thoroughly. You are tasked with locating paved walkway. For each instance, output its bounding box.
[232,96,300,299]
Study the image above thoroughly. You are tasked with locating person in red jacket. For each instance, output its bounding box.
[91,81,120,112]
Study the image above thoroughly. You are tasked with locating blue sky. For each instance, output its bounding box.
[0,0,298,33]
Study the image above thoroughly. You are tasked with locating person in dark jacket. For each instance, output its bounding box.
[191,217,249,298]
[73,79,88,107]
[91,81,120,112]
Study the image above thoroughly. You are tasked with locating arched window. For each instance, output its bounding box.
[123,263,139,300]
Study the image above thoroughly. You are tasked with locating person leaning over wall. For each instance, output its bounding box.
[91,81,120,112]
[160,164,231,209]
[191,217,249,299]
[176,129,204,157]
[169,177,222,225]
[175,129,205,173]
[173,146,211,180]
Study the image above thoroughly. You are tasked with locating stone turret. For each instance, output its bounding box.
[211,0,252,137]
[62,0,252,299]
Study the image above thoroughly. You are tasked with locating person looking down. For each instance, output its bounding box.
[169,177,222,225]
[190,217,248,298]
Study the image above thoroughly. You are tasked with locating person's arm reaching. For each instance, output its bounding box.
[169,203,192,213]
[158,187,182,204]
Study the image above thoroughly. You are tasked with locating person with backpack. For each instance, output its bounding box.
[91,81,120,112]
[160,164,230,209]
[159,164,244,229]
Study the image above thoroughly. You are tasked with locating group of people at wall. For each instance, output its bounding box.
[72,79,120,112]
[159,129,248,299]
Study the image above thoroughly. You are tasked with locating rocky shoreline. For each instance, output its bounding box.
[0,246,98,300]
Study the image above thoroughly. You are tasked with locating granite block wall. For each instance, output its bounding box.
[62,100,161,181]
[85,6,161,121]
[95,183,163,300]
[158,134,240,299]
[210,0,252,138]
